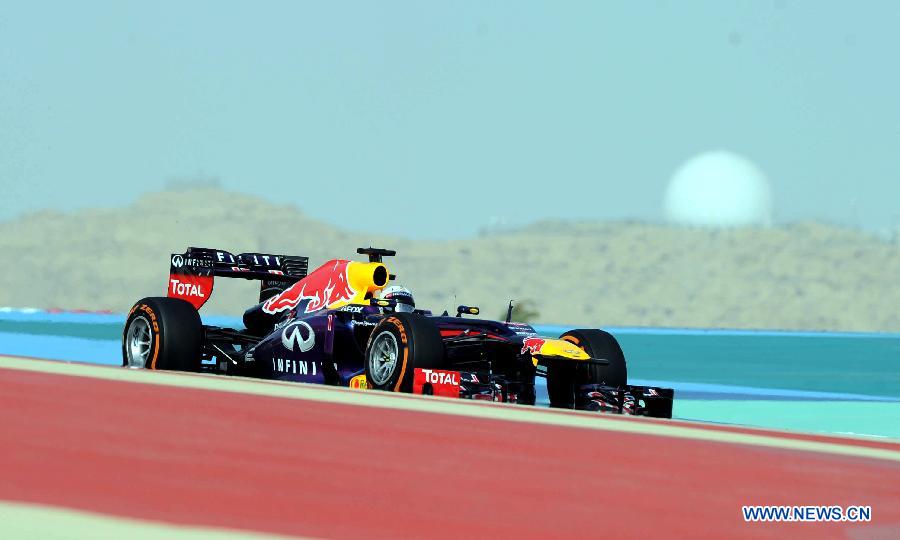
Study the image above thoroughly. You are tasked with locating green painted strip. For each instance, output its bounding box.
[0,321,122,341]
[676,399,900,440]
[2,355,898,463]
[0,501,299,539]
[619,333,900,398]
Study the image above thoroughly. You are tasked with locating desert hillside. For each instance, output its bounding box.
[1,188,898,331]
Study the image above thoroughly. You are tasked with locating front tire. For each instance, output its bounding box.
[365,313,445,392]
[546,329,627,408]
[122,297,202,371]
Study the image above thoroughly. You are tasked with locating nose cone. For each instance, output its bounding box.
[532,338,591,360]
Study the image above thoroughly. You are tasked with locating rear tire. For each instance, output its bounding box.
[364,313,446,392]
[122,297,202,371]
[546,329,627,408]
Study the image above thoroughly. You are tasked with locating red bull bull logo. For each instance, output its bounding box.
[262,259,357,315]
[521,337,546,355]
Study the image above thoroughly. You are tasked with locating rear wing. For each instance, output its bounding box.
[168,247,309,310]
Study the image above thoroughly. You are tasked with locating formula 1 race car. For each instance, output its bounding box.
[122,247,674,417]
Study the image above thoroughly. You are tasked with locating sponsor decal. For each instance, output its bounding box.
[521,337,546,355]
[273,316,294,331]
[216,251,236,264]
[262,282,289,294]
[507,322,535,330]
[134,304,160,368]
[413,368,461,398]
[281,320,315,352]
[167,274,213,310]
[171,254,214,269]
[383,291,413,302]
[262,260,357,315]
[348,374,368,390]
[169,278,205,298]
[251,254,280,266]
[420,369,459,386]
[271,358,337,375]
[387,317,408,345]
[138,304,159,332]
[509,323,537,335]
[339,305,364,313]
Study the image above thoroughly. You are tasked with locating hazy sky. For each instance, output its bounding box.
[1,1,898,238]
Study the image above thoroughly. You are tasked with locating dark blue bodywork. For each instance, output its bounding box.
[248,300,537,387]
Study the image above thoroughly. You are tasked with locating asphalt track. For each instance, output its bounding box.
[1,355,899,539]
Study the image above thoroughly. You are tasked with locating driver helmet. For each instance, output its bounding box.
[380,285,416,313]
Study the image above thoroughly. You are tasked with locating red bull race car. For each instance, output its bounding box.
[122,247,673,417]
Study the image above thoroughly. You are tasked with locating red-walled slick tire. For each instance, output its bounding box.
[122,297,202,372]
[364,313,446,392]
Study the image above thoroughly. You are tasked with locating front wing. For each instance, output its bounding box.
[411,368,674,419]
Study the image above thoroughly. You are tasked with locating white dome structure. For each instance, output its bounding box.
[664,150,773,227]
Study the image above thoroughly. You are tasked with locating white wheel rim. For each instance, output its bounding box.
[125,316,153,368]
[368,331,399,385]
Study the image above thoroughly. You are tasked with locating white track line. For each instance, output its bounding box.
[0,501,299,539]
